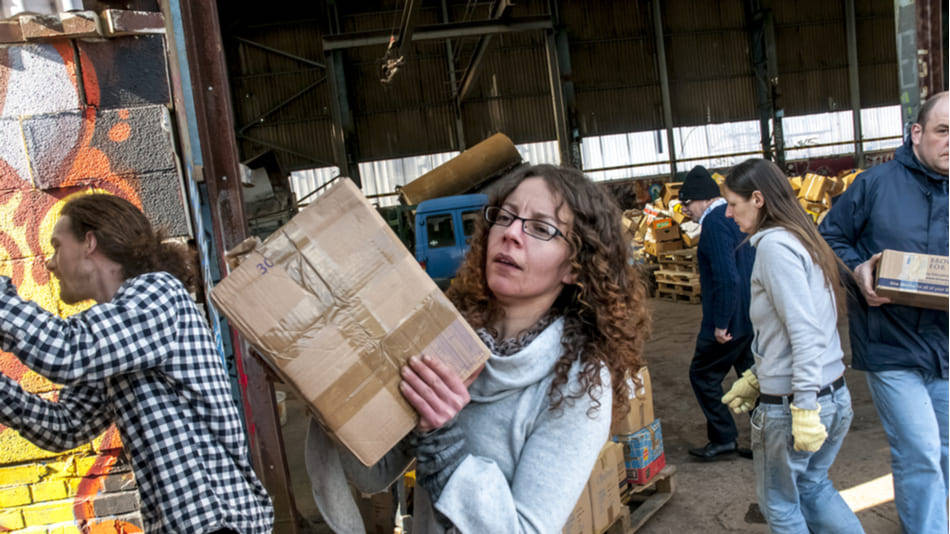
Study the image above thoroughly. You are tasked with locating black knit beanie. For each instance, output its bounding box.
[678,165,720,201]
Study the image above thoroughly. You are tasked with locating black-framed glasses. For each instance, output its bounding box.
[483,206,566,241]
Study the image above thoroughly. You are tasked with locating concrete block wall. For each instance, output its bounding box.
[0,15,192,533]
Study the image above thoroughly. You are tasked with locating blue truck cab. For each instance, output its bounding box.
[414,193,488,288]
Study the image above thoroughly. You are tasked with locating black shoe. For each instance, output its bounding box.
[688,441,738,461]
[736,447,753,459]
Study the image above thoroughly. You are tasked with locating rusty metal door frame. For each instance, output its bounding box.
[162,1,303,532]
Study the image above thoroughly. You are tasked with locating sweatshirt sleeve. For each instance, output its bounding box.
[704,216,741,331]
[0,274,177,384]
[819,174,871,270]
[755,239,826,409]
[0,374,113,452]
[434,369,612,533]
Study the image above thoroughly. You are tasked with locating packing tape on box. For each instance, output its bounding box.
[315,292,457,431]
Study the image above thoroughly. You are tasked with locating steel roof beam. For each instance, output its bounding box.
[234,36,326,69]
[322,16,549,51]
[457,0,515,102]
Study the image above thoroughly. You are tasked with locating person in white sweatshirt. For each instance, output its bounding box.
[306,164,651,533]
[719,159,864,534]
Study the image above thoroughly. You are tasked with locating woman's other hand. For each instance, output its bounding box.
[400,355,471,433]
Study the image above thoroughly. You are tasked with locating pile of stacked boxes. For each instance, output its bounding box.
[563,368,665,534]
[789,169,863,224]
[622,180,709,304]
[623,168,865,304]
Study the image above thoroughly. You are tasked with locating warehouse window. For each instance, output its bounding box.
[426,214,455,248]
[290,106,902,205]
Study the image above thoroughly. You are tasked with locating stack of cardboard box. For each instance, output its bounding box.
[611,368,666,488]
[624,181,702,258]
[563,366,669,534]
[790,169,862,224]
[563,441,629,534]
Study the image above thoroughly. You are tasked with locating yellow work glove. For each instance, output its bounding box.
[721,369,759,414]
[790,404,828,452]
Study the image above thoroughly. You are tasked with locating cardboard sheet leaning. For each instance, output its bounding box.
[211,179,491,466]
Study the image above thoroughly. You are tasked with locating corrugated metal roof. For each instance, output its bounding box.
[772,0,896,116]
[665,1,756,125]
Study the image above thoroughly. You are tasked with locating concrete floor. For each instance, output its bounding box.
[278,297,902,533]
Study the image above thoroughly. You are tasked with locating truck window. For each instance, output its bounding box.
[426,214,456,248]
[461,210,480,238]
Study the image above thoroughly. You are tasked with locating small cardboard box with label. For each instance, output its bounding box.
[875,249,949,310]
[211,179,490,466]
[613,418,666,486]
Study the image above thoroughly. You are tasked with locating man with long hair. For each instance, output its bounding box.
[0,194,273,533]
[678,165,755,461]
[820,91,948,534]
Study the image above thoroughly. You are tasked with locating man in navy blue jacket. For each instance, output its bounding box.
[820,91,948,534]
[679,166,756,460]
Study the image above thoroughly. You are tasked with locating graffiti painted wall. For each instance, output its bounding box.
[0,27,192,533]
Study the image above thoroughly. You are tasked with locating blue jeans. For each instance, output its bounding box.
[866,369,949,534]
[751,384,864,534]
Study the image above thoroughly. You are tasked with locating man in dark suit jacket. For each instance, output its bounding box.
[679,166,756,460]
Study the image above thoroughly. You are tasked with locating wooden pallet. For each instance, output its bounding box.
[654,270,700,286]
[656,282,700,294]
[657,261,698,274]
[657,248,699,275]
[616,464,677,533]
[656,248,697,264]
[656,288,701,304]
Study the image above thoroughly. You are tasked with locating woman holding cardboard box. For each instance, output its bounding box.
[719,158,864,534]
[306,164,650,533]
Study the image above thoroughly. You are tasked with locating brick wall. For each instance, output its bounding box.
[0,10,190,533]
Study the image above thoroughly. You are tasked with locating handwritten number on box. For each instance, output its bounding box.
[257,258,274,275]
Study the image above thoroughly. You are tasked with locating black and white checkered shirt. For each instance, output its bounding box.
[0,272,274,533]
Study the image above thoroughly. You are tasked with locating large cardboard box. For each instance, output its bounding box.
[614,418,666,486]
[211,179,491,466]
[611,367,654,436]
[562,482,593,534]
[798,174,830,202]
[875,249,949,310]
[589,441,625,533]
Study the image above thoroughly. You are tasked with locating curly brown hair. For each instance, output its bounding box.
[447,164,651,422]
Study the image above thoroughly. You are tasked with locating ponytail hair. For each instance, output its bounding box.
[61,194,196,292]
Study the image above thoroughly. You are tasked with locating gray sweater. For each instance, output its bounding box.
[322,317,612,533]
[748,227,846,410]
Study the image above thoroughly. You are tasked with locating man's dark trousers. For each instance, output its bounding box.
[689,334,754,444]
